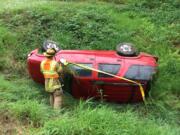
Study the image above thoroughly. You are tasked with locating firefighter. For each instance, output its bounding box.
[40,48,63,109]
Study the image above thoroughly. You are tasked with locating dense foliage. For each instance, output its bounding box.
[0,0,179,134]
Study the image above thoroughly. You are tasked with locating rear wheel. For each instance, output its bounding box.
[41,40,61,52]
[116,43,138,57]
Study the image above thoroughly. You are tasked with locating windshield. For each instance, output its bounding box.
[125,65,155,80]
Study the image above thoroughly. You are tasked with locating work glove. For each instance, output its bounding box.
[60,58,68,66]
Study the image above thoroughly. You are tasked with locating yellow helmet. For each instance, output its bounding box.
[43,48,56,57]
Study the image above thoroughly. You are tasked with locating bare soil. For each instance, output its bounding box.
[0,111,25,135]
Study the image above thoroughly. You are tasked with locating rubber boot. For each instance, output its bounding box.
[53,90,63,109]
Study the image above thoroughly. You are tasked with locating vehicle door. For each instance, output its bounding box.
[68,54,96,99]
[93,55,127,102]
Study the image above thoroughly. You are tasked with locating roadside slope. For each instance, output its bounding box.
[0,0,179,134]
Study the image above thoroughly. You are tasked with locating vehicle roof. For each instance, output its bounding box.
[28,49,158,81]
[57,50,154,58]
[30,49,157,67]
[55,50,157,67]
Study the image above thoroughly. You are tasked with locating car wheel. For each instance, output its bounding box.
[41,40,61,52]
[116,43,138,56]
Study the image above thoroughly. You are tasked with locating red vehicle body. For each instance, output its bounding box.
[27,49,158,103]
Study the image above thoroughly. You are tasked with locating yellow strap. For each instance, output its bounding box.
[42,71,57,74]
[67,62,146,102]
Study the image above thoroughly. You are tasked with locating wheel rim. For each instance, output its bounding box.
[119,44,132,53]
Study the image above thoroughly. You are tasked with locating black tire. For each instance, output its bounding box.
[41,40,61,52]
[116,43,138,57]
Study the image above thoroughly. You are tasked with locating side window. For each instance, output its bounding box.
[98,64,121,78]
[69,63,93,77]
[124,65,155,80]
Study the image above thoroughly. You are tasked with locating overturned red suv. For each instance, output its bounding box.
[27,41,158,103]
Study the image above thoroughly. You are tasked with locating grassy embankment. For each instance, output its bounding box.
[0,0,179,134]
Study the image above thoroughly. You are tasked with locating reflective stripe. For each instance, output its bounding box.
[40,60,46,72]
[42,71,58,74]
[44,74,59,78]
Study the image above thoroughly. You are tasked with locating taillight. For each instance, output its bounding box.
[27,49,38,57]
[28,53,33,57]
[153,56,159,62]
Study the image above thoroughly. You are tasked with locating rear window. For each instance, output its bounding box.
[124,65,155,80]
[98,64,121,78]
[69,63,93,77]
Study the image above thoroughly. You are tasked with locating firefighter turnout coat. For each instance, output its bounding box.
[40,58,62,92]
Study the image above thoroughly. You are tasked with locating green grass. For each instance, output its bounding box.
[0,73,179,134]
[0,0,179,134]
[38,104,179,135]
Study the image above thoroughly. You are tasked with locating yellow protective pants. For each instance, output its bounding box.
[50,89,63,109]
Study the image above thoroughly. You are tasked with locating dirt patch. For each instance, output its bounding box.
[172,40,180,49]
[174,44,180,50]
[0,111,25,135]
